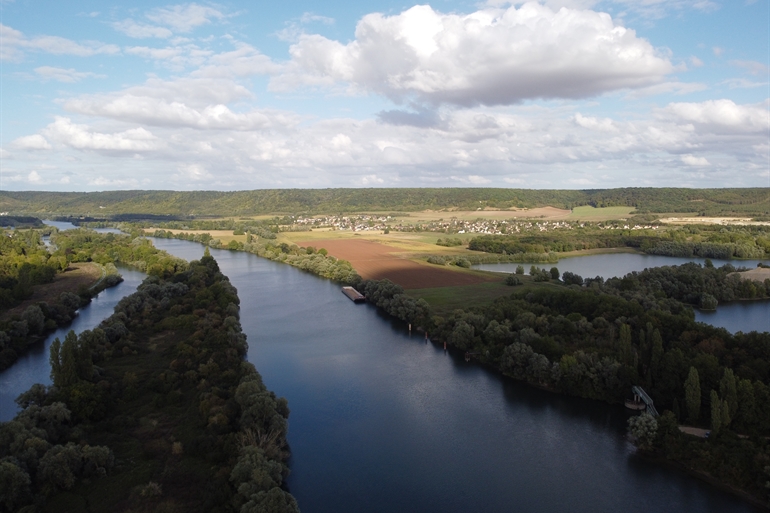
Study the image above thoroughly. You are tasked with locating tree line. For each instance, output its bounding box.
[3,187,769,217]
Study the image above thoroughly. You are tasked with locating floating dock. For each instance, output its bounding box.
[341,286,365,303]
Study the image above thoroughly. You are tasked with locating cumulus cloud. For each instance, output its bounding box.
[275,3,674,106]
[10,134,52,150]
[34,66,104,83]
[0,23,119,61]
[12,98,768,189]
[41,117,163,152]
[66,94,295,131]
[661,99,770,133]
[574,113,618,132]
[681,154,709,166]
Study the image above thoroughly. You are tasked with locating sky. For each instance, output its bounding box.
[0,0,768,191]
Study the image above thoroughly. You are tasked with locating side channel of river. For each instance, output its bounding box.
[0,267,146,421]
[147,238,764,513]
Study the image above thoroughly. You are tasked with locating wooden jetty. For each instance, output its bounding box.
[341,286,365,303]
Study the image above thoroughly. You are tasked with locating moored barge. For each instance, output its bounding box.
[341,286,365,303]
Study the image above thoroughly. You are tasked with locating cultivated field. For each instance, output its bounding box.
[296,238,498,289]
[568,206,636,220]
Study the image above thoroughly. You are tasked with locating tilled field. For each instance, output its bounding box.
[299,238,497,289]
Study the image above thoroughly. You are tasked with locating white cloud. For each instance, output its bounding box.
[146,3,226,33]
[34,66,104,83]
[0,23,119,61]
[681,154,710,166]
[712,46,724,57]
[28,171,42,183]
[10,134,52,150]
[41,117,163,152]
[125,46,183,60]
[64,93,296,131]
[276,3,674,106]
[112,19,173,38]
[662,99,770,133]
[689,56,703,67]
[574,113,619,132]
[66,76,254,110]
[172,163,212,182]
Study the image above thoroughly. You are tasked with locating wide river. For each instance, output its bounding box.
[1,235,766,512]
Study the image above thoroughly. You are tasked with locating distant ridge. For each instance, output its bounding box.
[2,188,769,217]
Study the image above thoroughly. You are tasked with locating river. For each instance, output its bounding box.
[1,232,765,511]
[149,238,763,513]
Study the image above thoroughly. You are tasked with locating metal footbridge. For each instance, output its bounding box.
[632,386,659,417]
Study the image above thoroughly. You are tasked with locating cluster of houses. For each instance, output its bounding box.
[283,214,660,235]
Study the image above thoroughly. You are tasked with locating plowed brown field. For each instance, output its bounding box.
[299,239,497,289]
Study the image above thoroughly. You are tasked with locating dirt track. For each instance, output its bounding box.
[299,238,497,289]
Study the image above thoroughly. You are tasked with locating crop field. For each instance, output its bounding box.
[296,238,498,289]
[568,206,636,220]
[407,275,566,315]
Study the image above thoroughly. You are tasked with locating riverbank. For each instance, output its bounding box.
[0,262,124,371]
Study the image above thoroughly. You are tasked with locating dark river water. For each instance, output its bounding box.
[148,239,762,513]
[1,230,765,512]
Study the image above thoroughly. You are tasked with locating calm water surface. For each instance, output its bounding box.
[147,238,763,513]
[473,253,768,280]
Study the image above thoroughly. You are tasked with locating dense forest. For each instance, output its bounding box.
[0,253,299,512]
[2,187,769,217]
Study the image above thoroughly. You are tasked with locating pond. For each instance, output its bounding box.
[474,253,769,334]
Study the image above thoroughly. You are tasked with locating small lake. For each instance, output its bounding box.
[475,253,769,334]
[472,252,768,280]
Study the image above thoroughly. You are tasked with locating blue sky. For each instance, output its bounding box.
[0,0,767,191]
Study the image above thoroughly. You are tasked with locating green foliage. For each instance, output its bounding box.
[504,274,522,286]
[436,237,463,247]
[628,413,658,450]
[685,367,701,424]
[5,187,770,216]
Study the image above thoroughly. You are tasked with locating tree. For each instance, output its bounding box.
[650,329,664,383]
[628,413,657,450]
[719,368,738,419]
[0,460,31,512]
[684,367,701,424]
[618,324,633,366]
[711,390,722,434]
[550,267,560,280]
[515,265,524,275]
